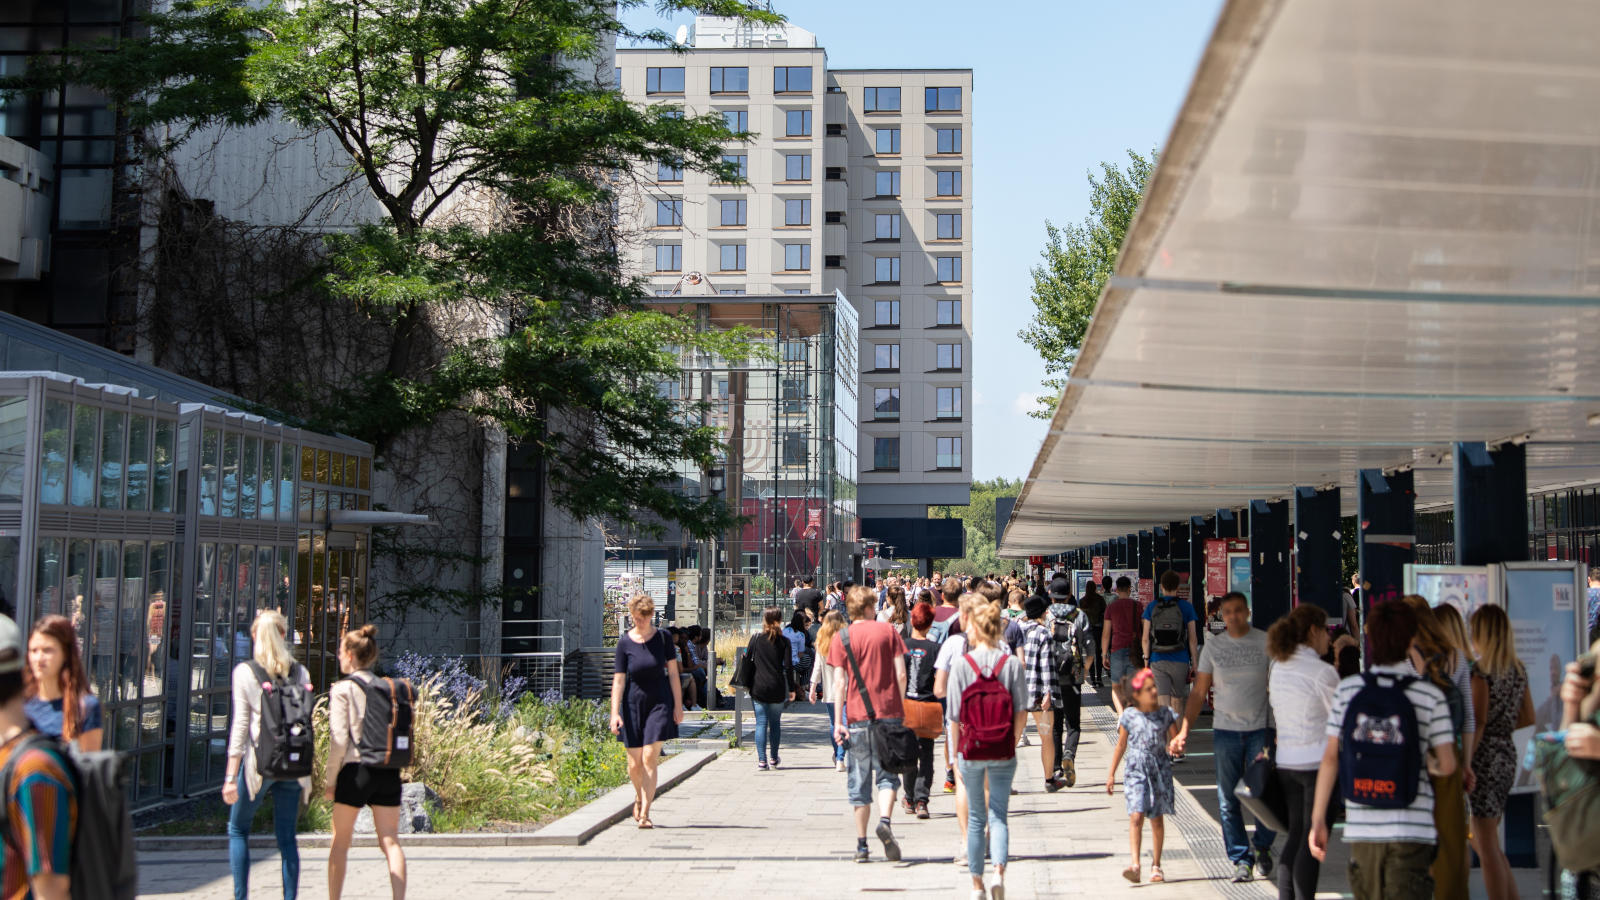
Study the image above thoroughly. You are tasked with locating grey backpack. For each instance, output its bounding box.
[1150,599,1186,653]
[0,732,138,900]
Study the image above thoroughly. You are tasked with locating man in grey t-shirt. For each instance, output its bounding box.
[1174,591,1276,883]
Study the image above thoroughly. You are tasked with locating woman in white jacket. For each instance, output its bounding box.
[808,611,847,771]
[223,609,312,900]
[1265,604,1338,900]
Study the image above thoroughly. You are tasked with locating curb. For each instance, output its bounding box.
[135,749,720,852]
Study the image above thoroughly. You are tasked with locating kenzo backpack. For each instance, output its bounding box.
[1339,672,1423,809]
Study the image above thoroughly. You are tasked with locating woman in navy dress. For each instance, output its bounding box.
[610,593,683,829]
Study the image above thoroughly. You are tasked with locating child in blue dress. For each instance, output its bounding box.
[1106,667,1180,884]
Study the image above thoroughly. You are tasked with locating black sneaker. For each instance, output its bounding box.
[1256,848,1275,879]
[854,844,870,863]
[876,820,902,862]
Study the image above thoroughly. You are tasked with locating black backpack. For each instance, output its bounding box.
[349,672,416,769]
[247,661,315,779]
[1339,672,1423,809]
[1150,598,1185,653]
[0,732,138,900]
[1052,608,1085,686]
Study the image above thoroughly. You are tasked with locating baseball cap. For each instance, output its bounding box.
[0,615,22,675]
[1047,578,1073,601]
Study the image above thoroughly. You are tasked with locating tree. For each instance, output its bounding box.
[8,0,784,541]
[1017,150,1155,419]
[931,477,1025,575]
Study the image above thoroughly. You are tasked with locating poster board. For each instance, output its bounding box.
[1104,568,1138,606]
[1404,564,1500,624]
[1228,553,1252,602]
[1502,561,1587,792]
[1072,569,1095,601]
[1204,539,1229,597]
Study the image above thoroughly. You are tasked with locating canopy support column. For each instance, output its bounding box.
[1357,468,1414,609]
[1250,499,1290,628]
[1295,487,1343,620]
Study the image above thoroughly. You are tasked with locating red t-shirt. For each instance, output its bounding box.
[932,606,959,623]
[1105,597,1141,651]
[827,620,907,723]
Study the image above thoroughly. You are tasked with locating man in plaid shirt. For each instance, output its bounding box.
[1020,594,1066,792]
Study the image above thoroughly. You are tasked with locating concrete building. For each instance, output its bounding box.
[617,17,971,568]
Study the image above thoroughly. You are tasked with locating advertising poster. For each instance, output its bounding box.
[1105,568,1138,607]
[1092,556,1107,582]
[1072,569,1095,601]
[1228,555,1252,603]
[1204,539,1228,597]
[1502,562,1585,792]
[1407,565,1498,623]
[1135,578,1154,611]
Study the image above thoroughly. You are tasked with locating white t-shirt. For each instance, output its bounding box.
[934,633,968,671]
[1196,628,1272,732]
[1325,664,1453,843]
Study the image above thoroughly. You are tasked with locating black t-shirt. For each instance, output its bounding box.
[794,587,823,617]
[904,637,941,701]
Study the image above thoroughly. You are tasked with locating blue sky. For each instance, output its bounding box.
[623,1,1225,484]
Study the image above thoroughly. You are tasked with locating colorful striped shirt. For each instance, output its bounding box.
[0,734,76,900]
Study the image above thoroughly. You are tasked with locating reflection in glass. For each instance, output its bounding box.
[344,455,357,489]
[216,545,238,675]
[191,543,216,693]
[33,538,62,620]
[0,397,26,502]
[280,444,296,520]
[90,540,119,703]
[153,419,176,513]
[256,547,273,614]
[120,543,144,706]
[316,449,330,485]
[220,433,240,517]
[64,540,90,651]
[359,457,370,491]
[99,409,125,509]
[147,542,169,703]
[301,446,314,483]
[241,438,259,519]
[330,452,344,487]
[125,415,151,511]
[199,429,219,516]
[259,441,276,520]
[40,399,70,505]
[70,405,97,506]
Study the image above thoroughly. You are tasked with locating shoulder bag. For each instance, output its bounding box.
[839,626,921,775]
[1531,705,1600,873]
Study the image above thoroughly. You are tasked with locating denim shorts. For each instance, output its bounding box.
[1108,647,1134,684]
[845,721,903,807]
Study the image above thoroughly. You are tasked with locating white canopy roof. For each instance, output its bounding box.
[1000,0,1600,555]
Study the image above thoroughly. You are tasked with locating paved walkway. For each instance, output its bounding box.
[136,687,1544,898]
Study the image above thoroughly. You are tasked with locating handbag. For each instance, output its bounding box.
[728,650,754,690]
[1530,715,1600,873]
[839,626,921,776]
[1233,753,1289,835]
[903,698,944,739]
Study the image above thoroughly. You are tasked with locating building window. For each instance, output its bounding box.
[825,255,845,268]
[718,153,747,182]
[781,378,805,414]
[784,109,813,137]
[719,198,747,226]
[646,67,685,94]
[875,214,901,240]
[874,256,901,284]
[658,379,682,399]
[925,86,962,112]
[783,198,811,226]
[874,387,900,420]
[654,243,682,271]
[774,66,813,93]
[719,243,747,271]
[784,153,812,181]
[936,342,962,370]
[874,437,900,471]
[656,160,683,182]
[722,109,748,132]
[718,288,746,295]
[655,199,682,227]
[936,436,962,469]
[783,243,811,271]
[874,170,901,198]
[657,108,684,120]
[875,344,900,370]
[937,213,962,240]
[709,66,749,93]
[936,298,961,325]
[863,86,901,112]
[936,127,963,154]
[783,340,808,361]
[781,431,808,466]
[826,166,846,181]
[937,170,963,197]
[875,128,901,155]
[936,256,962,283]
[875,299,900,326]
[936,387,962,419]
[654,288,674,296]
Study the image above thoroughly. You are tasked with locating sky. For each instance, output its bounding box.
[623,1,1226,484]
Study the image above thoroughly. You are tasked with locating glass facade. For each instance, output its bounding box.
[0,373,372,806]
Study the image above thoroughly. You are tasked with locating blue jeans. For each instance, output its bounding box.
[823,703,846,761]
[752,700,784,762]
[1108,647,1134,684]
[957,756,1017,878]
[1213,728,1277,865]
[228,770,302,900]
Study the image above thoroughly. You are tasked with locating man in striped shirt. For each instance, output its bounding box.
[1309,600,1456,900]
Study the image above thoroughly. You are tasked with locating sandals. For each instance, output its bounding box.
[1149,865,1165,883]
[638,817,654,829]
[1121,865,1140,884]
[632,800,641,822]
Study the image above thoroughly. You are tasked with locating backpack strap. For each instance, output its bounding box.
[837,625,877,722]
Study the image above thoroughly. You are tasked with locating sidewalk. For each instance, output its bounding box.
[135,688,1545,898]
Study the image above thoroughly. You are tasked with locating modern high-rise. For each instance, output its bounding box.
[617,17,972,566]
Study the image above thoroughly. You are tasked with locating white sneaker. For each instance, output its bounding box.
[836,760,846,773]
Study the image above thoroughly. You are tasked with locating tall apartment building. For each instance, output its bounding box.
[617,17,972,566]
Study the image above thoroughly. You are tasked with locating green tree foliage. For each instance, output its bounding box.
[1017,149,1155,419]
[931,477,1025,575]
[7,0,783,540]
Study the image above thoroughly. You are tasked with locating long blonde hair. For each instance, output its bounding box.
[815,610,846,659]
[1432,603,1472,665]
[1469,604,1523,679]
[965,594,1003,648]
[252,609,295,680]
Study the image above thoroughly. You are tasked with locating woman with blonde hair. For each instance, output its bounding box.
[1401,594,1476,899]
[1433,603,1473,668]
[1467,604,1534,900]
[810,610,849,771]
[224,609,312,900]
[326,624,407,900]
[609,593,682,828]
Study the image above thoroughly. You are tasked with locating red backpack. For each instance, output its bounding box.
[957,653,1016,761]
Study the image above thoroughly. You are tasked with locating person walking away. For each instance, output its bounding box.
[1143,572,1199,726]
[809,611,849,771]
[1103,577,1141,713]
[1002,590,1025,621]
[795,576,824,621]
[1174,591,1277,881]
[945,599,1028,900]
[24,615,102,751]
[1018,595,1064,792]
[1106,667,1182,884]
[934,595,980,854]
[746,607,796,770]
[225,609,312,900]
[326,625,408,900]
[1079,582,1107,688]
[609,593,683,829]
[1401,595,1476,899]
[930,577,963,643]
[0,613,76,899]
[901,602,942,818]
[878,586,910,639]
[1309,600,1457,900]
[1555,641,1600,899]
[782,611,812,702]
[829,585,909,863]
[1466,605,1534,900]
[1266,604,1339,900]
[1047,580,1093,787]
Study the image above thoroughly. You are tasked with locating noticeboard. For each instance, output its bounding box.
[1502,561,1587,793]
[1072,569,1095,600]
[1405,564,1501,624]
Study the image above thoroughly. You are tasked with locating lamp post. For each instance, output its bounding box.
[704,466,725,707]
